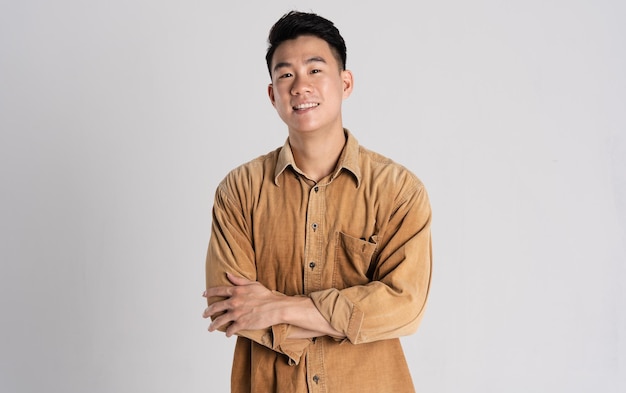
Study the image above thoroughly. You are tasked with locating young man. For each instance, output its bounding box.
[203,11,432,393]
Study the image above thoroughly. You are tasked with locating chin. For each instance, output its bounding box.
[290,124,323,134]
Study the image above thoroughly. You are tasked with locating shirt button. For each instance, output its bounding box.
[313,375,320,384]
[309,262,316,269]
[312,223,318,231]
[314,186,319,192]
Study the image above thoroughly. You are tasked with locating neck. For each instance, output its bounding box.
[288,127,346,182]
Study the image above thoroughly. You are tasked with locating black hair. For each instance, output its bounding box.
[265,11,347,77]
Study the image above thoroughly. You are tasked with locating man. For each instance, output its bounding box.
[203,11,432,393]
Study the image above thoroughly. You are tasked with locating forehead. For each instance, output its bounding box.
[271,35,338,68]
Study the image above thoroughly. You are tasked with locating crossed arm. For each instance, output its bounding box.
[202,273,344,340]
[203,176,431,361]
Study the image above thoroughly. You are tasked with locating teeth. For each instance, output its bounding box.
[293,103,319,110]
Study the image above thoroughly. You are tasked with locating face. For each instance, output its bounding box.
[268,35,353,136]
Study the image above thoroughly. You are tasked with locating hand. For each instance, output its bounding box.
[202,273,283,337]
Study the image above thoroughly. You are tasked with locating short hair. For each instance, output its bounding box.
[265,11,347,77]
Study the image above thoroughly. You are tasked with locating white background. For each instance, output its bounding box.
[1,1,624,392]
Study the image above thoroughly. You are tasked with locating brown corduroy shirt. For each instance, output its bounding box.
[206,130,432,393]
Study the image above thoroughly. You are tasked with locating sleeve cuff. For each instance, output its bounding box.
[309,288,364,344]
[271,324,311,365]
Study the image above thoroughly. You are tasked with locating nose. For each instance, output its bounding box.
[290,75,312,95]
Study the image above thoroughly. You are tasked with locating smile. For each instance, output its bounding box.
[292,102,320,110]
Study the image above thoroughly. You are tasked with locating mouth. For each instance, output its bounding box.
[292,102,320,111]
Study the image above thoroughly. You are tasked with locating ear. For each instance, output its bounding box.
[268,83,276,107]
[341,69,354,99]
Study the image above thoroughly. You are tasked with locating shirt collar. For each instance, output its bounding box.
[274,129,361,188]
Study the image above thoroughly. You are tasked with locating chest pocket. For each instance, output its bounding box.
[332,232,378,290]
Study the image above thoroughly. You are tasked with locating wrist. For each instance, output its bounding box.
[276,295,309,326]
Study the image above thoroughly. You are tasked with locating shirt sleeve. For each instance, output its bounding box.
[309,181,432,344]
[205,181,311,365]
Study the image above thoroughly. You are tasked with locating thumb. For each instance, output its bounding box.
[226,272,253,286]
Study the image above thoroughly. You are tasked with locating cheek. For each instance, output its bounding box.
[324,84,345,104]
[276,97,291,113]
[324,78,344,95]
[274,89,291,106]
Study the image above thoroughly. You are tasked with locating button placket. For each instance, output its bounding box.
[304,184,324,292]
[303,183,326,392]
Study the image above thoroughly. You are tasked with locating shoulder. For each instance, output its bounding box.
[216,147,281,201]
[357,145,431,221]
[358,145,426,195]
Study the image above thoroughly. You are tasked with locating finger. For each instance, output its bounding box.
[202,306,221,319]
[227,273,253,286]
[203,299,230,318]
[225,320,242,337]
[204,285,233,298]
[209,312,234,333]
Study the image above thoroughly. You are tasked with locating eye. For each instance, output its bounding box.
[311,69,321,74]
[279,72,293,79]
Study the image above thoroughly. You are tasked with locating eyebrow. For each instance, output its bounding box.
[272,56,327,73]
